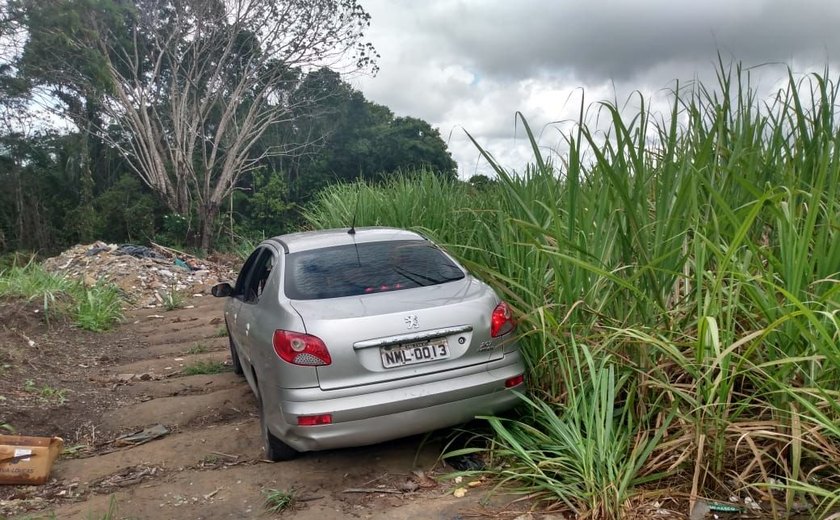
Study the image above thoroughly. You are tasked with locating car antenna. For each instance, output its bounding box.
[348,178,361,235]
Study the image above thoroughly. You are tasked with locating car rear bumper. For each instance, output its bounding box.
[263,353,524,452]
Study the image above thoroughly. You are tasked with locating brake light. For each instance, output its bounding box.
[298,414,333,426]
[491,301,516,337]
[505,374,525,388]
[272,330,332,366]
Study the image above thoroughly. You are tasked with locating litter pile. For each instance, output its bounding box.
[43,242,236,308]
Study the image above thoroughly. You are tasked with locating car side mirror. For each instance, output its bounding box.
[211,282,233,297]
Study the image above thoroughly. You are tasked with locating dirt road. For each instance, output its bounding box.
[0,296,516,519]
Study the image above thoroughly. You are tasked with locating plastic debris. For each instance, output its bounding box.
[114,424,170,447]
[115,244,166,260]
[447,453,485,471]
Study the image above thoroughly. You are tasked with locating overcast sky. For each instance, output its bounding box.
[352,0,840,178]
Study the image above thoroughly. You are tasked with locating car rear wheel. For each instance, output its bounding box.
[227,326,244,376]
[259,396,298,461]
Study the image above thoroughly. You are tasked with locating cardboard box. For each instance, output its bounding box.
[0,435,63,485]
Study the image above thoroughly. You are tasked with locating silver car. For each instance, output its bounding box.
[212,227,524,460]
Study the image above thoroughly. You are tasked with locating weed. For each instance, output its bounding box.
[1,421,14,433]
[75,283,124,331]
[262,487,296,514]
[214,325,228,337]
[187,342,208,355]
[24,379,69,404]
[161,289,185,311]
[201,454,220,465]
[62,444,89,458]
[182,360,228,376]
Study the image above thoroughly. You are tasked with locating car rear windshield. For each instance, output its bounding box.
[284,240,466,300]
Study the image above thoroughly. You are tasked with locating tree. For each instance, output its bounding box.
[371,116,457,178]
[14,0,125,242]
[82,0,377,250]
[0,130,89,252]
[1,0,28,129]
[282,86,458,200]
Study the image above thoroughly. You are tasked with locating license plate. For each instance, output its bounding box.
[381,338,449,368]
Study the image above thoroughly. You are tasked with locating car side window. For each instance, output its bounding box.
[233,250,263,298]
[242,249,276,304]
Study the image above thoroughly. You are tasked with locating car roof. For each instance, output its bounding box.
[266,227,427,254]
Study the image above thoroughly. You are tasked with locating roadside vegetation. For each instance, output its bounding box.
[181,360,229,376]
[161,289,186,311]
[262,488,297,514]
[0,262,123,331]
[306,65,840,517]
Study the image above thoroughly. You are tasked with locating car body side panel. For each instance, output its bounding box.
[244,256,319,391]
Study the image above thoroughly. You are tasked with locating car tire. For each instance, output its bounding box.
[259,396,298,461]
[227,327,244,376]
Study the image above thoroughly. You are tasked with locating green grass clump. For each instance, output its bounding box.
[181,360,228,375]
[262,488,296,513]
[186,342,208,354]
[306,62,840,517]
[483,343,672,518]
[0,262,123,331]
[161,289,185,311]
[24,379,69,404]
[74,283,124,331]
[0,261,75,321]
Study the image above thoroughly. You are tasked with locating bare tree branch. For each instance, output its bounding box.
[85,0,375,248]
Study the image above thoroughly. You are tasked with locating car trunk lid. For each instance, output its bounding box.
[290,278,504,390]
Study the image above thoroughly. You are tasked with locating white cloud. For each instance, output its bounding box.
[354,0,840,177]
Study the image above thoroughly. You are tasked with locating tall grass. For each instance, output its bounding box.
[0,261,124,331]
[306,62,840,518]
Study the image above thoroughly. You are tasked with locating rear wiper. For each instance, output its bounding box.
[393,265,459,286]
[392,266,429,286]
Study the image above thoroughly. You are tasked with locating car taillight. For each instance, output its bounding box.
[491,301,516,337]
[505,374,525,388]
[272,330,332,366]
[298,414,332,426]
